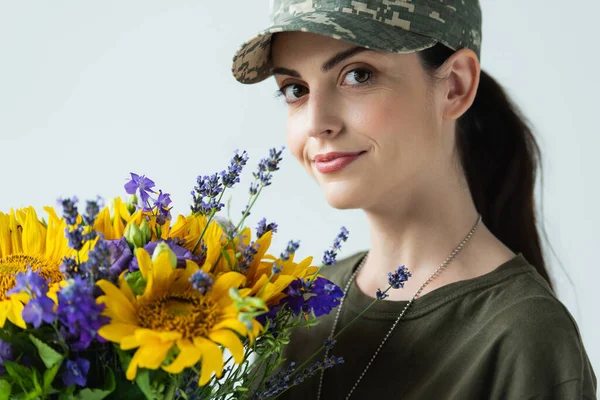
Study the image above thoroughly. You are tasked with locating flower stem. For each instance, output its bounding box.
[191,190,227,254]
[283,285,392,380]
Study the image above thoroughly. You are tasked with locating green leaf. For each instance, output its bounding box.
[221,248,234,270]
[31,368,42,394]
[74,368,116,400]
[4,361,32,390]
[0,379,11,400]
[29,334,63,368]
[125,271,147,297]
[134,369,154,399]
[43,362,62,392]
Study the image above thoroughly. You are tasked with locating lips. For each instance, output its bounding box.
[313,151,366,174]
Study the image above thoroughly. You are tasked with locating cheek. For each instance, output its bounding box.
[286,118,310,168]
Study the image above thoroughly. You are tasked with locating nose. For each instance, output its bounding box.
[305,89,343,139]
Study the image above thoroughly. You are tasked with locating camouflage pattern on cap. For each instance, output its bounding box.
[232,0,482,84]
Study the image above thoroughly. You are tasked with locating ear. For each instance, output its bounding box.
[440,49,480,120]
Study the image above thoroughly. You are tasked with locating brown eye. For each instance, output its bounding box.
[343,69,373,85]
[281,84,309,102]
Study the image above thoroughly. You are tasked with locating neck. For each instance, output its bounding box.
[356,173,513,301]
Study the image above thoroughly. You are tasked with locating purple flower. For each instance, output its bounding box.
[65,225,85,251]
[58,197,79,226]
[388,265,411,289]
[221,150,249,188]
[22,295,56,328]
[129,240,204,272]
[82,197,103,226]
[57,277,109,350]
[306,278,343,317]
[376,288,388,300]
[256,218,278,239]
[106,238,134,277]
[280,240,300,261]
[189,271,214,294]
[191,174,224,215]
[154,190,172,220]
[124,173,155,204]
[322,227,350,266]
[80,239,112,281]
[0,339,13,375]
[8,267,48,297]
[252,147,284,189]
[237,242,258,273]
[62,358,90,387]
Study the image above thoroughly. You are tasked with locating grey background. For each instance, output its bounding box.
[0,0,598,385]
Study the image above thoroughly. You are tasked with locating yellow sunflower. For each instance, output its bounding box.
[0,207,67,328]
[232,230,320,307]
[96,247,262,386]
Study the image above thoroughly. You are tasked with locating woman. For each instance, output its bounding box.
[232,1,597,399]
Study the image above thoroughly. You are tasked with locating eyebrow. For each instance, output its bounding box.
[271,46,371,78]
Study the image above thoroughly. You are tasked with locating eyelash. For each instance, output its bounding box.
[275,67,375,103]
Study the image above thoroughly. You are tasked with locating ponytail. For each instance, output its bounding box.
[419,44,552,289]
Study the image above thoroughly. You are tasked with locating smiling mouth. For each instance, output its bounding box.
[313,151,367,174]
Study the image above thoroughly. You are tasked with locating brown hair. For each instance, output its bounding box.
[418,44,552,288]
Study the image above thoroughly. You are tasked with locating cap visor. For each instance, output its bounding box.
[232,10,438,84]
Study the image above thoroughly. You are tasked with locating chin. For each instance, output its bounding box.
[320,180,367,210]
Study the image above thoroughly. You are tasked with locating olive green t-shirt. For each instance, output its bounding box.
[279,252,597,399]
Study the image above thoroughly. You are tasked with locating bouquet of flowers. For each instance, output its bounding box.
[0,148,410,399]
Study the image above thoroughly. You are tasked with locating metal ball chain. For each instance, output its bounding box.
[317,214,483,400]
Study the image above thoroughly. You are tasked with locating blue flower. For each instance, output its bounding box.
[58,197,79,226]
[62,358,90,387]
[65,225,85,251]
[322,227,350,266]
[280,240,300,261]
[57,276,109,350]
[80,239,112,281]
[8,267,48,297]
[82,197,103,226]
[153,190,172,221]
[221,150,249,188]
[237,242,259,273]
[376,288,388,300]
[388,265,411,289]
[0,338,13,375]
[124,173,156,204]
[105,238,134,278]
[256,218,278,239]
[306,278,343,317]
[252,147,284,188]
[191,173,225,215]
[22,295,56,328]
[189,271,214,294]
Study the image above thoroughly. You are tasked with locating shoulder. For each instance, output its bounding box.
[474,263,597,397]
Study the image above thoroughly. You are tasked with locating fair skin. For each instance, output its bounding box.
[271,32,515,301]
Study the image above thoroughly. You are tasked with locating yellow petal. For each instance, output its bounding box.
[98,322,139,343]
[212,318,248,337]
[96,281,138,325]
[162,339,202,374]
[126,339,174,378]
[6,299,26,329]
[209,329,244,364]
[194,337,223,386]
[208,272,245,303]
[135,248,152,280]
[22,207,45,256]
[148,251,174,295]
[118,271,135,304]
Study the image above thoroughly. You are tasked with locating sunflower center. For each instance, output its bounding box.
[0,255,63,301]
[137,292,220,339]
